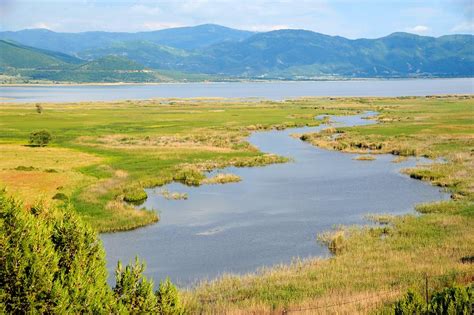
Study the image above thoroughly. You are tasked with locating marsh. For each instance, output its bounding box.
[101,113,449,286]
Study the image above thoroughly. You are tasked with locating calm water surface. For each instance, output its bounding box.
[1,78,473,103]
[101,113,450,287]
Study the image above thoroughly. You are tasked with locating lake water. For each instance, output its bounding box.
[1,78,473,103]
[101,112,450,287]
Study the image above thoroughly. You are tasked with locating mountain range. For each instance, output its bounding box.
[0,24,472,83]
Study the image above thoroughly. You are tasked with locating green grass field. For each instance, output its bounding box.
[0,98,329,231]
[0,95,473,313]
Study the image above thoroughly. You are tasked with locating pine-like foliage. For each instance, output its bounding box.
[0,189,183,314]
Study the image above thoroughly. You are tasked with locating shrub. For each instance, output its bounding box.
[0,189,182,313]
[29,130,52,147]
[299,134,310,141]
[394,284,473,315]
[429,285,473,315]
[173,167,205,186]
[0,190,113,313]
[113,258,159,313]
[52,192,69,201]
[394,290,425,315]
[35,103,43,114]
[123,187,148,202]
[156,278,184,315]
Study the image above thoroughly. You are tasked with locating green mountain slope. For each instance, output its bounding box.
[78,41,189,69]
[73,29,473,78]
[0,41,163,83]
[179,30,474,77]
[1,27,473,81]
[77,55,147,71]
[0,40,76,70]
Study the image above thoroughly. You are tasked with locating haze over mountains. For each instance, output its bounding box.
[0,24,472,83]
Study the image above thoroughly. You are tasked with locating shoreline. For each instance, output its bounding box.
[1,76,472,87]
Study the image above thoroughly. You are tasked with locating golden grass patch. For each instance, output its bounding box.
[202,173,241,184]
[0,145,101,204]
[0,144,102,171]
[0,170,86,205]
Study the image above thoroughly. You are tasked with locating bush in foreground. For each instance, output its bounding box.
[0,189,182,314]
[394,284,473,315]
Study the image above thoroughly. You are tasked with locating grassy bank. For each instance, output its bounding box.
[185,202,473,313]
[182,95,473,313]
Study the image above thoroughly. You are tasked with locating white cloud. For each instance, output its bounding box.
[451,22,474,33]
[31,22,56,30]
[142,22,185,30]
[246,24,291,32]
[406,25,430,33]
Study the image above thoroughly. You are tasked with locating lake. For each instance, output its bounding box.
[101,112,450,287]
[1,78,473,103]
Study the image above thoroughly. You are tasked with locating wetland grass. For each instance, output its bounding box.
[0,95,472,312]
[353,154,376,161]
[202,173,241,184]
[182,95,474,313]
[160,189,188,200]
[0,98,324,231]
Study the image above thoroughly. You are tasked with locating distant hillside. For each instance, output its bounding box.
[177,30,474,77]
[0,24,254,54]
[78,41,190,70]
[0,40,79,70]
[77,55,146,71]
[1,25,473,82]
[0,41,162,83]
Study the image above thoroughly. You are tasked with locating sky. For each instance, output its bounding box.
[0,0,472,38]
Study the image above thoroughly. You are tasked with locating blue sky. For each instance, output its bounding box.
[0,0,472,38]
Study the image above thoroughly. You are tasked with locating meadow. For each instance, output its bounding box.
[0,95,472,313]
[0,98,326,231]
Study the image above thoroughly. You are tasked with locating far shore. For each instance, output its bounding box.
[1,76,472,87]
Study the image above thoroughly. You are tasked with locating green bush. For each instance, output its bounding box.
[156,278,184,315]
[29,129,52,147]
[394,290,425,315]
[0,189,183,314]
[394,285,473,315]
[429,285,473,315]
[123,187,148,202]
[173,168,205,186]
[0,190,113,313]
[114,258,159,313]
[52,192,69,201]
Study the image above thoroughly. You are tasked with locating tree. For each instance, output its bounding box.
[0,190,113,313]
[35,103,43,114]
[156,278,183,315]
[0,189,184,314]
[29,130,52,147]
[113,258,159,313]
